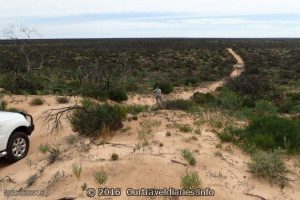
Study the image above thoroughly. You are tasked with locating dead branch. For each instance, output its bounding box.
[171,159,188,166]
[243,192,266,200]
[39,105,88,133]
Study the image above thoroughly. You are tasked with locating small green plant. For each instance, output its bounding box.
[66,135,77,145]
[181,149,196,166]
[248,150,290,188]
[48,146,61,164]
[93,169,108,185]
[181,171,202,189]
[39,143,50,154]
[72,163,82,179]
[30,97,44,106]
[111,153,119,161]
[56,96,70,104]
[178,124,193,133]
[26,158,34,168]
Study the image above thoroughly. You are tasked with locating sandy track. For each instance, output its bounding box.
[126,48,245,105]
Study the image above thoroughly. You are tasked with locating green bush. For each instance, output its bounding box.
[108,89,128,102]
[218,88,241,110]
[70,99,126,137]
[193,92,215,105]
[154,82,174,94]
[248,150,290,188]
[30,97,44,106]
[164,99,196,111]
[221,116,300,153]
[181,171,201,189]
[254,100,278,116]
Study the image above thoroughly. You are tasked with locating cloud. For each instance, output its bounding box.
[0,0,300,38]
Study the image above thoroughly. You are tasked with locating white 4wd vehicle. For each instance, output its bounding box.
[0,111,34,162]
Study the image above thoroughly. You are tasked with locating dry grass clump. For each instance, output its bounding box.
[181,171,202,189]
[181,149,197,166]
[93,169,108,185]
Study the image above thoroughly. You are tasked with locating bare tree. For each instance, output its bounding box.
[3,25,44,72]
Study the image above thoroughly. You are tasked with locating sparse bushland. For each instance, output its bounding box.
[181,149,196,166]
[30,97,44,106]
[108,88,128,102]
[219,116,300,154]
[56,96,69,104]
[181,171,201,189]
[70,99,126,137]
[72,163,82,179]
[93,169,108,185]
[248,150,290,188]
[0,72,47,95]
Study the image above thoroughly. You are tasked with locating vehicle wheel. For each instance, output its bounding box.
[6,131,29,163]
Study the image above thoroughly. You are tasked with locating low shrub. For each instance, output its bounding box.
[178,124,193,133]
[111,153,119,161]
[248,150,290,188]
[30,97,44,106]
[193,92,215,105]
[181,171,201,189]
[218,88,241,110]
[47,146,61,164]
[70,99,126,137]
[154,82,174,94]
[125,104,149,115]
[220,116,300,153]
[108,89,128,102]
[56,96,70,104]
[164,99,196,111]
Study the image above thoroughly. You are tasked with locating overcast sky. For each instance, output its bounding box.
[1,0,300,38]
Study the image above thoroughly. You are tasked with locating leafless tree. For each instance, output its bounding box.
[3,25,44,72]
